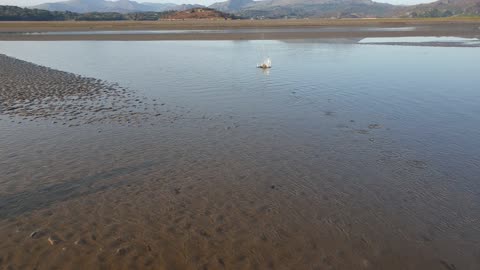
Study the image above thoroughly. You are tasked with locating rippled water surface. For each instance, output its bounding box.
[360,36,480,46]
[0,40,479,270]
[10,27,417,36]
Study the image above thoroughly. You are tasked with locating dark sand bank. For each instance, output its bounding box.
[0,54,183,126]
[0,18,479,40]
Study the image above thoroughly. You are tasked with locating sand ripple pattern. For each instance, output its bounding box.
[0,54,179,126]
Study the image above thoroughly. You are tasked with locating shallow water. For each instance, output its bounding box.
[0,40,479,269]
[359,36,480,46]
[10,27,417,36]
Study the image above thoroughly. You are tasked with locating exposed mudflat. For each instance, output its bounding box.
[0,19,479,41]
[0,54,186,127]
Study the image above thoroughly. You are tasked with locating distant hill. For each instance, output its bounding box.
[0,5,75,20]
[0,5,225,21]
[32,0,204,14]
[210,0,256,12]
[162,7,237,19]
[400,0,480,17]
[209,0,480,18]
[172,4,207,11]
[13,0,480,19]
[210,0,396,18]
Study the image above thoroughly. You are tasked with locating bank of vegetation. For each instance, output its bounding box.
[0,6,236,21]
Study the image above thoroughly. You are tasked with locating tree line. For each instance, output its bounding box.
[0,5,178,21]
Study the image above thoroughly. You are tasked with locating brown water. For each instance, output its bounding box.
[0,40,479,270]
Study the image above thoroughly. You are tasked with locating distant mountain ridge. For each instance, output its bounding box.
[210,0,256,12]
[211,0,396,18]
[32,0,204,13]
[30,0,480,18]
[401,0,480,17]
[211,0,480,18]
[0,5,227,21]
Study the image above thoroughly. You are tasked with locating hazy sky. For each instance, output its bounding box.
[0,0,438,7]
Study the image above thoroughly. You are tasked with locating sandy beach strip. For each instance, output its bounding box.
[0,18,479,40]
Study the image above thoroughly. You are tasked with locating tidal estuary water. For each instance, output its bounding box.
[0,39,479,269]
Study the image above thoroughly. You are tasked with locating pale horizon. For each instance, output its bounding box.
[0,0,439,8]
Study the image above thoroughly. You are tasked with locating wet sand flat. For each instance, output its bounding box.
[0,18,479,40]
[0,54,181,127]
[1,39,480,270]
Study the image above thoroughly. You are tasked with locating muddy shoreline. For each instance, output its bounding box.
[0,19,479,40]
[0,54,182,126]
